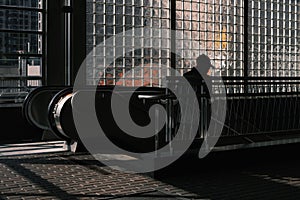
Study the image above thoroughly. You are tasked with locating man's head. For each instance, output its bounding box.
[196,54,215,74]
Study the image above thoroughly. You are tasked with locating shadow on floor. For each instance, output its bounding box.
[154,143,300,200]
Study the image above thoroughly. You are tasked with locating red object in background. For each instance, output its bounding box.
[98,64,160,87]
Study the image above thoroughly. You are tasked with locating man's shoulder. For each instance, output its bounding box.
[183,68,204,79]
[183,67,197,76]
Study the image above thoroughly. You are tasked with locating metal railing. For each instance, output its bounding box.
[165,76,300,147]
[221,77,300,138]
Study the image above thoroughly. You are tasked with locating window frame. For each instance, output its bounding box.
[0,1,46,106]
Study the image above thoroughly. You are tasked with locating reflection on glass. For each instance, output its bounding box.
[86,0,300,88]
[86,0,171,86]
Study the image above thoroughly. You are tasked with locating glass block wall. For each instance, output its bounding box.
[248,0,300,78]
[86,0,171,86]
[86,0,300,88]
[175,0,244,77]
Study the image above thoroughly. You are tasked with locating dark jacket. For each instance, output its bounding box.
[183,67,210,96]
[183,67,211,129]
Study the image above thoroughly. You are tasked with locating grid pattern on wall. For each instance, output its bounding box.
[86,0,300,90]
[175,0,244,77]
[86,0,171,87]
[0,0,43,104]
[248,0,300,78]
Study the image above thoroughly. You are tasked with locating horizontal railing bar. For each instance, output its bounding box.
[0,76,42,80]
[221,82,300,85]
[219,76,300,81]
[0,85,41,88]
[218,92,300,97]
[2,53,42,57]
[0,5,43,12]
[167,76,300,83]
[0,29,43,34]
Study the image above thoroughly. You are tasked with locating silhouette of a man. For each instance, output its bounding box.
[183,54,214,134]
[183,54,214,94]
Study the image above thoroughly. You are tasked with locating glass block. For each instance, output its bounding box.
[116,6,123,14]
[106,15,114,25]
[116,15,123,25]
[95,3,104,13]
[95,14,104,24]
[161,9,170,18]
[153,0,160,8]
[125,6,133,14]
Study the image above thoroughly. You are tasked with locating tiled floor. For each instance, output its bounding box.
[0,146,195,200]
[156,143,300,200]
[0,142,300,199]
